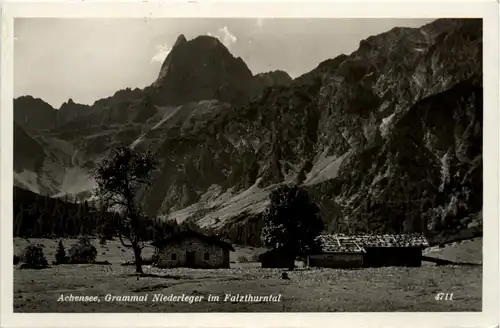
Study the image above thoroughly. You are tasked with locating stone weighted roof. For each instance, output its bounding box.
[158,230,235,251]
[315,233,429,254]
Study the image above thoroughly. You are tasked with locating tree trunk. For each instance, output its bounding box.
[133,246,143,274]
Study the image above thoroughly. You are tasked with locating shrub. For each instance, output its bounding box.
[14,254,20,265]
[68,237,97,264]
[237,256,249,263]
[20,244,48,268]
[54,240,69,264]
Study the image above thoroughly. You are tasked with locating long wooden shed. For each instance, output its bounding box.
[307,233,429,268]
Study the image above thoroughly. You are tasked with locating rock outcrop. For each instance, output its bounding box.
[14,96,57,132]
[151,34,255,106]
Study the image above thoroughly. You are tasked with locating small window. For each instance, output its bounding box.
[204,252,210,260]
[171,253,177,260]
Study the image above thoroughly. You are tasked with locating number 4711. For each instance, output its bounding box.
[435,293,454,301]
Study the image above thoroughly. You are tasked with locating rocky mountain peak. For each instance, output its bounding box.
[294,54,348,85]
[254,70,292,84]
[152,34,254,106]
[57,98,91,126]
[190,35,226,48]
[173,34,188,47]
[14,96,57,131]
[252,70,293,94]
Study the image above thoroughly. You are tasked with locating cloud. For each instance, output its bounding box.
[150,43,172,63]
[207,26,237,48]
[219,26,237,47]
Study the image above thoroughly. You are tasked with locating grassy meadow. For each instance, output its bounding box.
[13,237,482,312]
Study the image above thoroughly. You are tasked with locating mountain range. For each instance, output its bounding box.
[14,18,483,245]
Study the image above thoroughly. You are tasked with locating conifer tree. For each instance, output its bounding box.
[55,239,67,264]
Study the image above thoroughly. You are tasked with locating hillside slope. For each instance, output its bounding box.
[13,123,88,196]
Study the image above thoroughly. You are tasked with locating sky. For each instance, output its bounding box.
[14,18,433,108]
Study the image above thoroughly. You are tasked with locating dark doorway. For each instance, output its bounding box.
[186,251,195,267]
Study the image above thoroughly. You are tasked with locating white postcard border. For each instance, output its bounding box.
[1,1,498,328]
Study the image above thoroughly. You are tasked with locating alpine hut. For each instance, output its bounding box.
[307,233,429,268]
[155,230,235,269]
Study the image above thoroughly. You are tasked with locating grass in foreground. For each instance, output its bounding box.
[13,238,482,312]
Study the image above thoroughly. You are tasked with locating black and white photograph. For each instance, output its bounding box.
[1,1,498,326]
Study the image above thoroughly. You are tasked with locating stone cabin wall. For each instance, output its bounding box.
[157,236,230,268]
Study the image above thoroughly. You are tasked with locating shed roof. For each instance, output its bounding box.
[158,230,235,251]
[315,233,428,254]
[315,235,366,254]
[349,234,429,248]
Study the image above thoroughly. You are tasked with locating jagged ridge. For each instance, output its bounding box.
[13,19,483,246]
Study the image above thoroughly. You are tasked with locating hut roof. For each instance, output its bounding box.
[157,230,235,251]
[315,235,366,254]
[315,233,428,253]
[348,233,429,248]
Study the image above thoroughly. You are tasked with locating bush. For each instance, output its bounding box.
[54,240,69,265]
[20,244,48,268]
[237,256,249,263]
[14,254,20,265]
[68,237,97,264]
